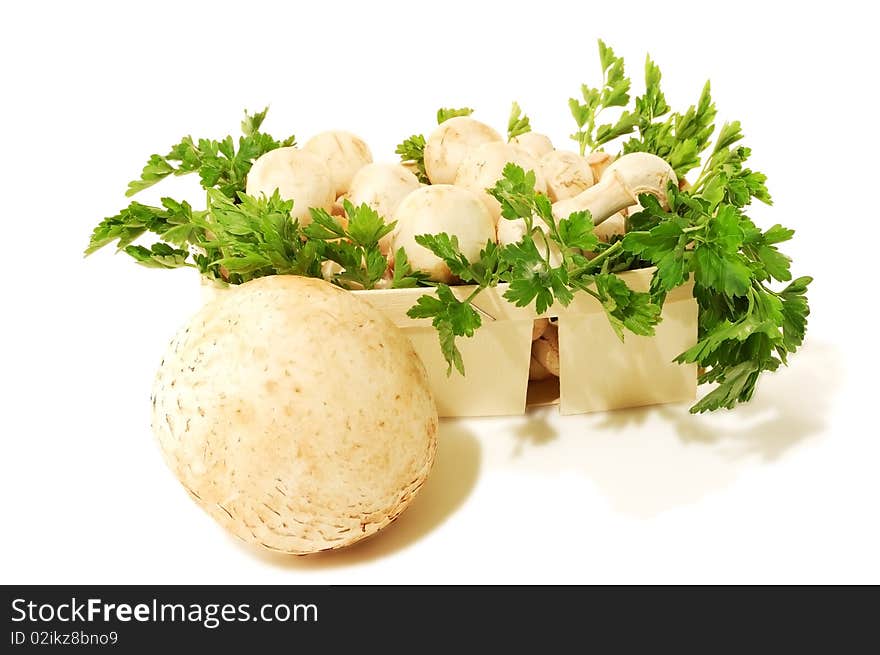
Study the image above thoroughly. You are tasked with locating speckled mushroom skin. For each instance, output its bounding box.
[152,276,438,554]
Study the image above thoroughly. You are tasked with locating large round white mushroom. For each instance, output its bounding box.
[347,163,421,255]
[391,185,495,283]
[245,147,334,225]
[152,275,438,555]
[302,130,373,196]
[423,116,502,185]
[454,142,547,223]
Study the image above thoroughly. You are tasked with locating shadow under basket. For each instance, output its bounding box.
[352,266,698,417]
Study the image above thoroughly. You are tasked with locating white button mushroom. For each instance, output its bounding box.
[346,163,421,256]
[551,152,677,223]
[391,185,495,283]
[245,147,335,225]
[330,195,348,224]
[586,150,614,181]
[532,318,549,341]
[531,322,559,377]
[423,116,503,185]
[152,275,438,554]
[302,130,373,196]
[539,150,595,202]
[529,352,554,381]
[454,142,547,223]
[511,132,554,159]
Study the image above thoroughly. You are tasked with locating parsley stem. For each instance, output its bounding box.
[463,286,484,304]
[583,240,623,271]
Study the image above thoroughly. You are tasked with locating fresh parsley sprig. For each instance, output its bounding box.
[405,239,500,375]
[569,40,638,155]
[125,107,295,199]
[622,164,808,412]
[507,102,531,140]
[394,134,429,183]
[193,190,323,283]
[622,56,716,178]
[436,107,474,124]
[86,197,206,256]
[304,201,396,290]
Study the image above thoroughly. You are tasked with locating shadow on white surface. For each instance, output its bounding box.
[235,421,481,568]
[506,340,841,518]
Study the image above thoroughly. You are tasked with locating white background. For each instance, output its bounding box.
[2,0,877,584]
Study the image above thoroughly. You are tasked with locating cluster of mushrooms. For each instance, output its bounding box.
[246,116,676,383]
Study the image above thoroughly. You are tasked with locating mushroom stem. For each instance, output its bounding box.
[551,152,676,224]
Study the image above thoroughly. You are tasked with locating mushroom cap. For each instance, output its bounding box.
[586,150,614,180]
[528,353,554,381]
[454,142,547,223]
[391,185,495,283]
[531,323,560,377]
[539,150,595,202]
[424,117,502,185]
[347,163,421,255]
[152,276,438,554]
[245,147,335,225]
[602,152,677,206]
[302,131,373,196]
[511,132,554,159]
[531,318,550,341]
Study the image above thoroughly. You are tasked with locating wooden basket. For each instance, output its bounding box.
[353,266,698,417]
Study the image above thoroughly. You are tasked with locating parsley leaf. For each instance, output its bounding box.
[569,40,635,155]
[85,197,206,257]
[394,134,429,183]
[626,176,808,412]
[488,163,539,220]
[624,69,716,178]
[437,107,474,124]
[123,243,192,270]
[507,101,532,140]
[556,210,600,252]
[778,276,812,352]
[304,203,395,290]
[591,273,661,338]
[622,212,691,295]
[414,233,475,282]
[342,200,396,247]
[199,190,322,283]
[391,248,431,289]
[406,284,482,375]
[125,108,295,198]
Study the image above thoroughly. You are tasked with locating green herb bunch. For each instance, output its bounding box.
[86,109,413,290]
